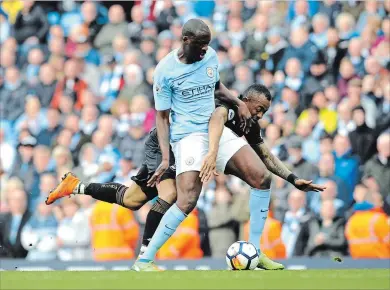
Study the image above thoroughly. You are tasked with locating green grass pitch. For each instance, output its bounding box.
[1,269,389,289]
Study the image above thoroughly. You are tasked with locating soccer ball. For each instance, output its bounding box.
[226,241,259,270]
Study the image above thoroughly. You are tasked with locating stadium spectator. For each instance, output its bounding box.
[314,153,350,206]
[295,200,348,257]
[232,64,254,94]
[38,173,57,200]
[80,1,102,43]
[336,101,356,136]
[309,180,345,217]
[0,177,24,213]
[51,58,88,111]
[90,201,139,261]
[356,0,385,33]
[0,189,31,258]
[333,134,360,194]
[13,0,49,44]
[244,13,268,63]
[318,0,342,26]
[346,187,390,259]
[29,145,53,210]
[98,55,125,113]
[363,133,390,199]
[335,12,358,43]
[91,130,120,183]
[36,108,62,147]
[56,197,91,261]
[277,25,319,74]
[94,5,128,55]
[310,13,329,49]
[53,145,74,171]
[0,127,16,174]
[10,136,36,191]
[23,47,45,86]
[337,58,358,98]
[14,96,47,136]
[301,51,334,107]
[155,0,177,33]
[294,117,321,164]
[31,64,57,108]
[79,105,99,136]
[72,143,99,184]
[207,182,238,258]
[66,25,100,66]
[281,189,311,258]
[264,27,288,73]
[0,67,27,122]
[21,197,58,260]
[118,117,147,168]
[344,79,377,130]
[348,106,377,164]
[113,152,137,185]
[118,64,152,103]
[324,27,348,81]
[287,134,319,179]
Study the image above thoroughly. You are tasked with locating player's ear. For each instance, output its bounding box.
[182,35,190,44]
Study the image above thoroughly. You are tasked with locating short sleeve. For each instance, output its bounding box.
[153,69,172,111]
[245,122,264,145]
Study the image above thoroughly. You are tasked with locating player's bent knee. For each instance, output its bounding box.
[176,188,199,214]
[158,190,177,204]
[247,170,272,190]
[122,187,148,211]
[260,170,272,189]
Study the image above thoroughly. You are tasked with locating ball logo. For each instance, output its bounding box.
[185,157,195,166]
[206,67,214,78]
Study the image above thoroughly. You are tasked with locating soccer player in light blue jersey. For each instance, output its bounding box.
[131,18,252,271]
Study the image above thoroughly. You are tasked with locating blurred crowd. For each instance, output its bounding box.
[0,0,389,262]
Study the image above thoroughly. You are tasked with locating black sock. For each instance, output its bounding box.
[142,197,172,247]
[85,183,128,206]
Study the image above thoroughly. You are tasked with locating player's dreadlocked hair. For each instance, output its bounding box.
[182,19,210,38]
[242,84,272,102]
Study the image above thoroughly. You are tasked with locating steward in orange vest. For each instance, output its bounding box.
[90,201,139,261]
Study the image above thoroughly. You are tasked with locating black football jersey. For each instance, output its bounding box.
[215,98,264,145]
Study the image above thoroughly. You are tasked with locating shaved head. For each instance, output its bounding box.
[179,18,211,63]
[182,19,210,38]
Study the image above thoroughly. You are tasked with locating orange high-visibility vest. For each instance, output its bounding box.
[345,209,390,259]
[90,202,139,261]
[157,208,203,260]
[244,213,286,259]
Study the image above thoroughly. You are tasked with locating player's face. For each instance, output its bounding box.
[247,96,270,121]
[184,33,211,63]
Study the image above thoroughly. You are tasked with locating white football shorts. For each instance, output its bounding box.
[171,127,247,176]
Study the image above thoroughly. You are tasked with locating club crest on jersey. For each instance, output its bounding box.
[206,67,214,78]
[185,157,195,166]
[228,109,235,121]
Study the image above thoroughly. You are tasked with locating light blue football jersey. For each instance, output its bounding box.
[153,47,220,143]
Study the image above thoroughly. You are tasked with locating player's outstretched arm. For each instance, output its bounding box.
[148,110,170,187]
[199,107,228,183]
[215,82,251,133]
[253,142,326,192]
